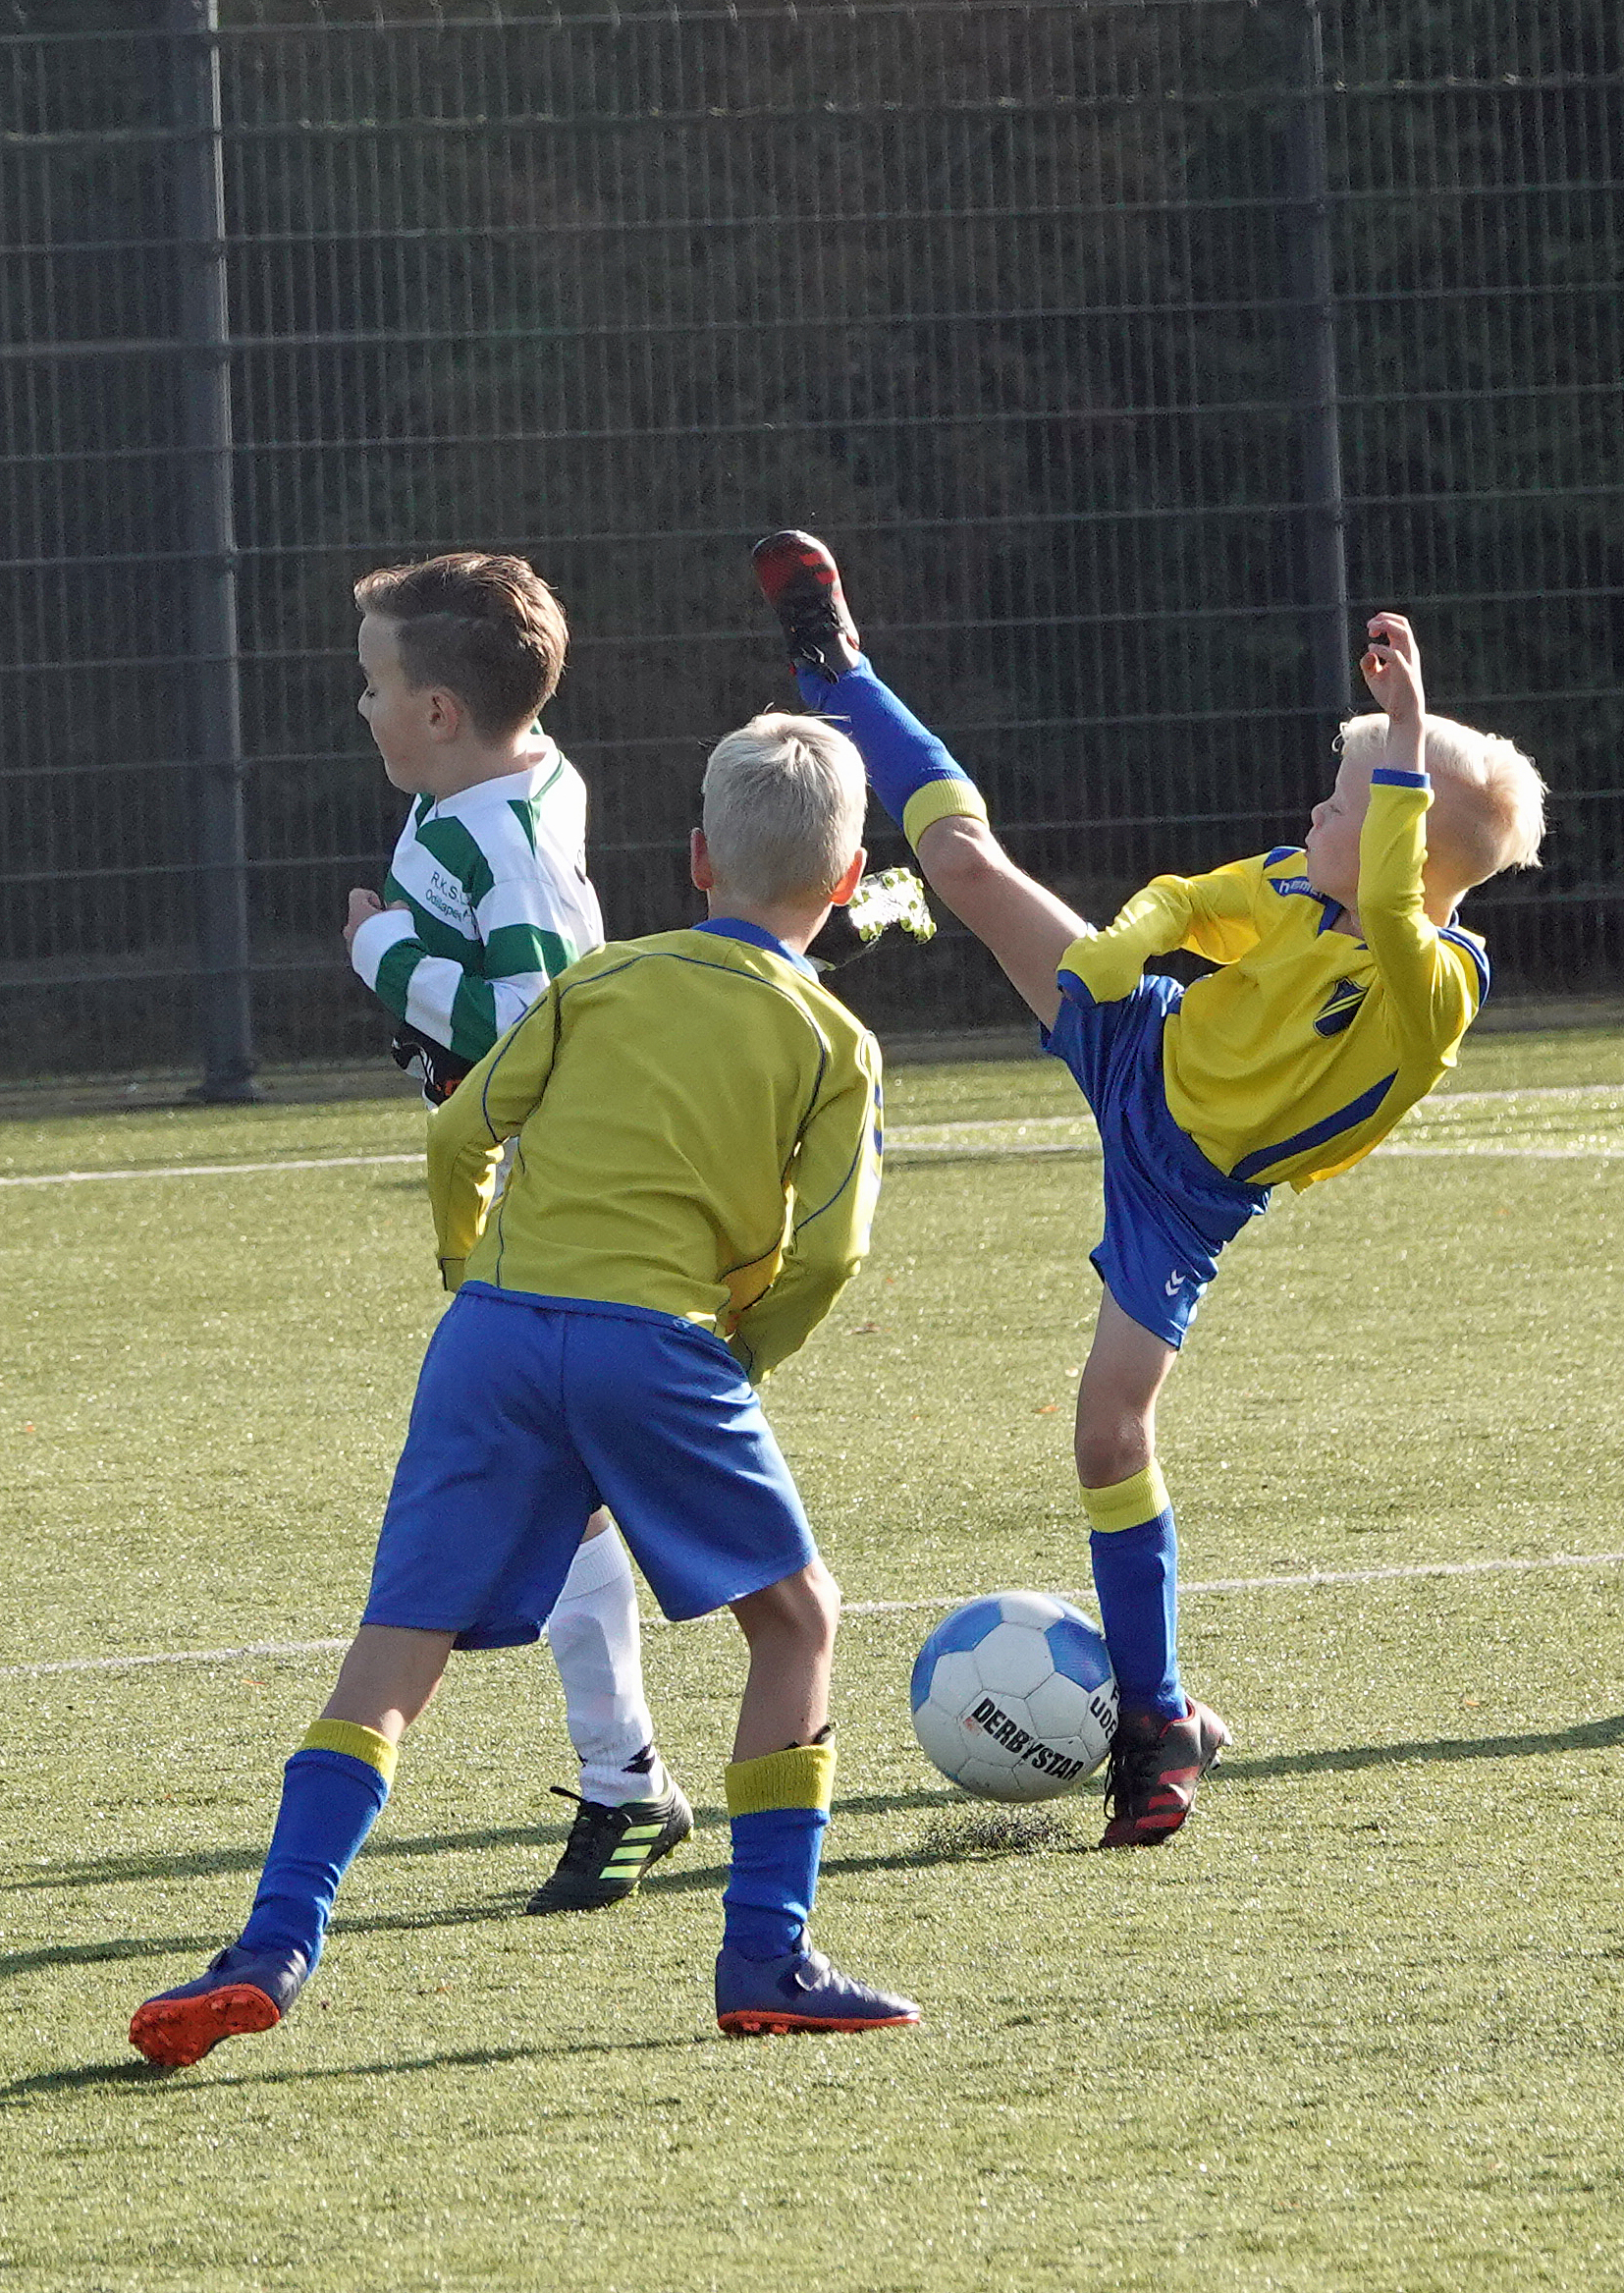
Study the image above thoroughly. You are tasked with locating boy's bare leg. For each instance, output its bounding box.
[322,1622,456,1738]
[1073,1288,1177,1488]
[752,534,1089,1027]
[730,1558,840,1760]
[911,815,1088,1030]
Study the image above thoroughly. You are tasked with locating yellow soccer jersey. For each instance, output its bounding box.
[426,919,883,1380]
[1056,769,1489,1192]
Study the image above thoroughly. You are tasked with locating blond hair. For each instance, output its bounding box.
[1338,711,1546,886]
[702,712,867,903]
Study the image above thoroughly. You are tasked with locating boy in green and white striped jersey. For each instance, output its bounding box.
[343,553,689,1913]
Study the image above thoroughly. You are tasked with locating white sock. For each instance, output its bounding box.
[544,1521,667,1807]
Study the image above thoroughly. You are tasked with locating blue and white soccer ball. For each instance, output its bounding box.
[910,1590,1117,1803]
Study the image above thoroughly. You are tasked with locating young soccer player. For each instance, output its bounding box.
[344,551,687,1914]
[129,710,920,2064]
[753,530,1545,1850]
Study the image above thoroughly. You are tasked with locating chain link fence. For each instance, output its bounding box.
[1,0,1620,1088]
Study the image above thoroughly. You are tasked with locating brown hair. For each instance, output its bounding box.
[353,553,568,738]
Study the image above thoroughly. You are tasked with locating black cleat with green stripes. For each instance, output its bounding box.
[524,1781,694,1914]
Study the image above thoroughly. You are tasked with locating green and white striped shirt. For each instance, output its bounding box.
[349,736,604,1064]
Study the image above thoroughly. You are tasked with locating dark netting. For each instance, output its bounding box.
[1,0,1618,1085]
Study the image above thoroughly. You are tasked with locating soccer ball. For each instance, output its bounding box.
[909,1590,1117,1803]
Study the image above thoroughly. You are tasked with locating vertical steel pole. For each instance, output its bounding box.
[1281,0,1352,724]
[167,0,256,1100]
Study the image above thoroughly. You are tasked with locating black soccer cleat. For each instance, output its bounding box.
[751,530,863,682]
[1098,1698,1231,1849]
[524,1780,694,1913]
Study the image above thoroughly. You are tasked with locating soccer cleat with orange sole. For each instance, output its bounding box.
[715,1941,920,2037]
[129,1942,309,2068]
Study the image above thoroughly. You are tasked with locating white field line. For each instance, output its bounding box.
[0,1152,423,1188]
[4,1549,1622,1682]
[2,1082,1621,1187]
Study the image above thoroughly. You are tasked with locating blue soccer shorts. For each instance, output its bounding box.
[362,1285,818,1649]
[1042,974,1272,1349]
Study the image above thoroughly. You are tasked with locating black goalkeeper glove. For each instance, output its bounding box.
[390,1023,473,1108]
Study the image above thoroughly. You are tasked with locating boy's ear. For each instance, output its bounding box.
[690,828,715,892]
[828,846,868,908]
[423,685,462,744]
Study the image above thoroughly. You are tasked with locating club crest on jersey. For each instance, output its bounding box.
[1315,976,1367,1036]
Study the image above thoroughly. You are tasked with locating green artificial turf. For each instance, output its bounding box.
[2,1033,1622,2291]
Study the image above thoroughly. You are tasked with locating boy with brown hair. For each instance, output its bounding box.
[754,530,1545,1852]
[343,551,687,1913]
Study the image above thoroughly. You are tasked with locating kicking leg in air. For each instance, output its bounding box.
[751,530,1231,1849]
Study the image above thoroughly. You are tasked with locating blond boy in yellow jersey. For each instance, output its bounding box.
[754,530,1545,1852]
[130,710,921,2067]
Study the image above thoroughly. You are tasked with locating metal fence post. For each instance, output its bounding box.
[1281,0,1352,726]
[167,0,257,1101]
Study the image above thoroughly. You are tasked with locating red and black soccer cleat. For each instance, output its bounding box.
[1099,1698,1230,1849]
[750,530,863,682]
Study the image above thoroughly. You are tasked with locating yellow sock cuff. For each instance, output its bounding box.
[901,778,989,851]
[725,1741,838,1818]
[300,1720,398,1785]
[1082,1463,1170,1535]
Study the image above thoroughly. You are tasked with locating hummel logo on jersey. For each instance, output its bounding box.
[1314,976,1367,1036]
[1164,1271,1188,1297]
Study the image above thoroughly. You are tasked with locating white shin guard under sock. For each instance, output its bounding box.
[544,1520,667,1807]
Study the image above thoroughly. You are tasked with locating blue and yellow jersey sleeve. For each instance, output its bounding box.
[1351,767,1484,1072]
[425,927,882,1380]
[1056,855,1269,1006]
[1128,774,1488,1194]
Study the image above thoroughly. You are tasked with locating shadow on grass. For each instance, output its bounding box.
[1216,1711,1624,1781]
[0,1903,513,1982]
[10,1724,1614,1982]
[0,2032,701,2106]
[0,1788,955,1899]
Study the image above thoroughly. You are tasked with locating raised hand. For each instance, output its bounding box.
[1359,613,1425,729]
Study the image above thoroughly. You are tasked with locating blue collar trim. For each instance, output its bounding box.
[692,915,819,979]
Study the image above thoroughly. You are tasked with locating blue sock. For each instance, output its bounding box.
[238,1725,395,1967]
[723,1807,830,1960]
[722,1742,837,1961]
[1083,1466,1184,1719]
[794,658,985,844]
